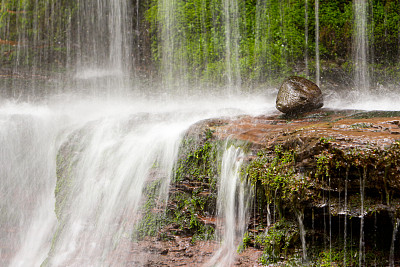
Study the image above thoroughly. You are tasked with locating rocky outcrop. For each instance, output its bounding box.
[192,109,400,265]
[276,76,323,114]
[52,109,400,266]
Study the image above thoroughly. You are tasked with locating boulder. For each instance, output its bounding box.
[276,76,323,114]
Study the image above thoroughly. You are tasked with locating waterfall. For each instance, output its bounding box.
[304,0,309,78]
[72,0,133,92]
[353,0,370,91]
[389,218,400,267]
[296,210,307,263]
[157,0,187,91]
[315,0,320,86]
[47,112,187,266]
[207,145,252,267]
[223,0,241,92]
[0,103,60,267]
[0,96,267,267]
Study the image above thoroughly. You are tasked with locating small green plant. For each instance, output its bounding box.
[247,146,310,216]
[255,219,299,264]
[237,232,252,253]
[133,179,167,240]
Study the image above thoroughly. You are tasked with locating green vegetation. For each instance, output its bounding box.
[174,131,219,186]
[255,219,299,265]
[134,130,220,242]
[2,0,400,85]
[0,0,76,69]
[247,146,311,216]
[145,0,400,85]
[133,179,168,240]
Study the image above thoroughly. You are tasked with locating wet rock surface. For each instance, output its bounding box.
[182,108,400,265]
[52,109,400,266]
[276,76,323,114]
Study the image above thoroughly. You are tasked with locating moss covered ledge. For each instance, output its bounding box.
[196,109,400,265]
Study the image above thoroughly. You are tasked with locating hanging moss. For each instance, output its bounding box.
[246,145,312,216]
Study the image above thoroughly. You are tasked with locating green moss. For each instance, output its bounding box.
[255,219,299,265]
[313,238,388,267]
[133,179,168,240]
[174,137,219,186]
[348,111,400,119]
[246,146,311,215]
[134,130,220,242]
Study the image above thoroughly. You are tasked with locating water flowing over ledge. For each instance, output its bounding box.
[1,95,400,266]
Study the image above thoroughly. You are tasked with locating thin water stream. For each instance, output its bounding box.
[207,145,252,266]
[389,218,400,267]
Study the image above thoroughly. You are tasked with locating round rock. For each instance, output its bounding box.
[276,76,323,114]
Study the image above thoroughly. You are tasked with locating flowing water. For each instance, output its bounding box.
[207,145,252,266]
[0,96,270,266]
[389,218,400,267]
[2,0,400,266]
[353,0,370,91]
[359,167,366,267]
[296,210,307,263]
[315,0,320,86]
[0,104,59,266]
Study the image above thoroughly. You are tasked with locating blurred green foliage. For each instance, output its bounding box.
[146,0,400,85]
[1,0,399,83]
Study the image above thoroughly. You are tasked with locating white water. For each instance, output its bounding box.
[315,0,320,86]
[359,167,366,267]
[0,94,269,267]
[0,105,59,267]
[353,0,370,91]
[296,210,307,263]
[207,145,252,267]
[389,218,400,267]
[223,0,241,91]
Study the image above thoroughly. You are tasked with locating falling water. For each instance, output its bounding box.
[254,0,269,83]
[207,145,252,267]
[0,104,59,266]
[0,0,134,96]
[344,167,349,267]
[0,96,269,267]
[157,0,188,91]
[47,113,187,266]
[304,0,309,78]
[359,167,366,266]
[315,0,320,86]
[389,218,400,267]
[296,210,307,262]
[72,0,133,92]
[223,0,241,91]
[353,0,370,91]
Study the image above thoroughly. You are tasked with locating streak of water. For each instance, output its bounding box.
[389,218,400,267]
[359,167,366,266]
[315,0,320,86]
[0,105,59,267]
[206,145,252,267]
[353,0,370,91]
[344,166,349,267]
[304,0,309,78]
[223,0,241,91]
[296,209,307,263]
